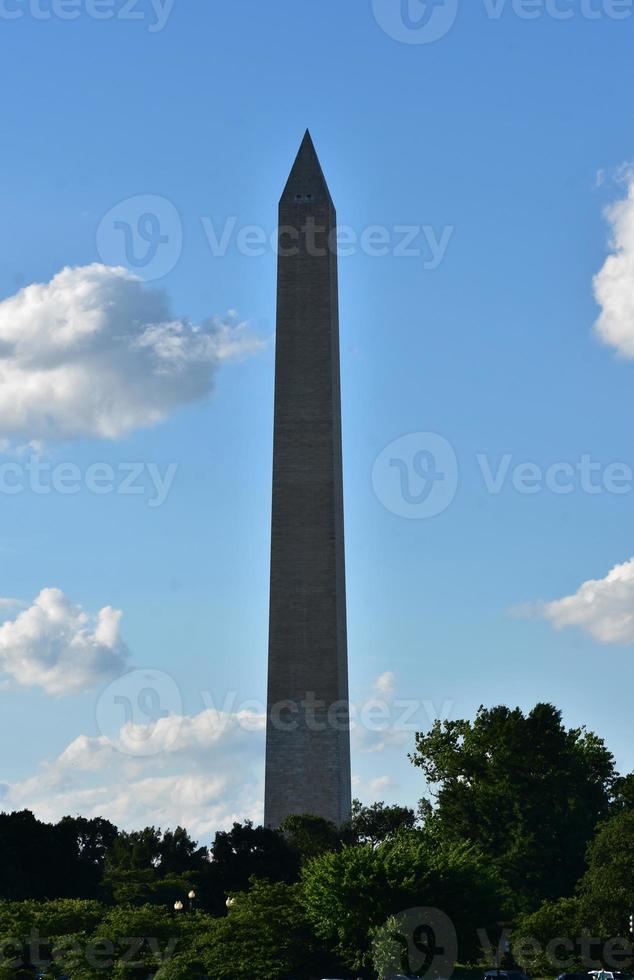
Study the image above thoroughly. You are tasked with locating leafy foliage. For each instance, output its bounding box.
[578,809,634,938]
[512,897,582,975]
[279,813,341,862]
[103,825,207,906]
[342,799,418,846]
[0,703,632,977]
[411,702,616,908]
[202,879,336,980]
[302,829,509,971]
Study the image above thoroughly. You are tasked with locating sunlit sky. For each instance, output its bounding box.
[1,0,634,839]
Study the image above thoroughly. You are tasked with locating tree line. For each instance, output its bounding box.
[0,702,632,978]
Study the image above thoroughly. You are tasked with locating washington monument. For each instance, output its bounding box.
[264,132,351,828]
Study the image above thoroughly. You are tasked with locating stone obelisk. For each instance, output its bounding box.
[264,131,351,828]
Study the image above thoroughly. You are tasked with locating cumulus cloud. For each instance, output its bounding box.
[3,706,265,840]
[0,588,128,695]
[373,671,396,697]
[0,264,263,441]
[594,172,634,358]
[524,557,634,645]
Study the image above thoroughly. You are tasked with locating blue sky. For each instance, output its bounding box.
[1,0,634,839]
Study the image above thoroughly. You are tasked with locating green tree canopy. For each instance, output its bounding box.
[411,702,616,908]
[203,820,299,914]
[279,813,341,863]
[202,879,335,980]
[103,826,206,907]
[342,799,417,846]
[578,809,634,939]
[301,829,509,972]
[512,897,582,976]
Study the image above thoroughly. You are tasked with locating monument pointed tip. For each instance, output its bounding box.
[281,131,333,207]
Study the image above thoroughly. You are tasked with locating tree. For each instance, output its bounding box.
[578,810,634,940]
[611,772,634,812]
[0,810,57,900]
[342,799,417,846]
[279,813,341,862]
[102,827,162,905]
[59,904,182,979]
[0,899,106,977]
[201,880,335,980]
[301,829,509,973]
[411,703,616,908]
[512,897,582,976]
[102,826,207,906]
[55,816,119,899]
[157,826,208,875]
[201,821,299,914]
[0,812,118,902]
[513,811,634,978]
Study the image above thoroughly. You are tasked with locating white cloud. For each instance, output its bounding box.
[351,773,397,802]
[373,671,396,697]
[526,557,634,645]
[594,174,634,358]
[352,672,410,756]
[0,588,128,695]
[0,597,21,610]
[0,264,263,441]
[3,706,265,840]
[368,775,395,795]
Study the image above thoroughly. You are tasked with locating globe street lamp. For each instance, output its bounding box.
[173,900,184,913]
[188,889,196,911]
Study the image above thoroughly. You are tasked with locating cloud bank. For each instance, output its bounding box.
[0,588,128,694]
[0,264,263,441]
[594,172,634,358]
[2,706,265,841]
[525,557,634,645]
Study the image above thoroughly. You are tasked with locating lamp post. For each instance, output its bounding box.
[173,900,184,914]
[188,889,196,912]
